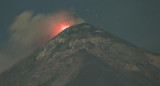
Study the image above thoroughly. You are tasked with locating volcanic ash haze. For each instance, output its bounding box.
[0,10,85,73]
[10,10,85,49]
[0,23,160,86]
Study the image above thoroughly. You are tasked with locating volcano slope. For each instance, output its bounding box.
[0,23,160,86]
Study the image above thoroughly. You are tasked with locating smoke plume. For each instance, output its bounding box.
[0,10,85,73]
[10,10,85,50]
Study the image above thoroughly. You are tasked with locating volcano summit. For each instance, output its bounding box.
[0,23,160,86]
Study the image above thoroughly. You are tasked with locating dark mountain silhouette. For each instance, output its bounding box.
[0,23,160,86]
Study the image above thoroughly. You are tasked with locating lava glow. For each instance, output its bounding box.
[45,10,85,41]
[61,24,71,30]
[48,22,72,39]
[57,23,71,34]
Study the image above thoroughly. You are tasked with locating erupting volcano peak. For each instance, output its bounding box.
[0,23,160,86]
[45,10,85,41]
[48,22,72,39]
[61,24,71,30]
[54,23,71,36]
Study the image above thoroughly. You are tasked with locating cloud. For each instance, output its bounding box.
[0,10,85,73]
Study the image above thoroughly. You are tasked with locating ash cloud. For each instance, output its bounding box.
[0,10,85,73]
[10,10,85,50]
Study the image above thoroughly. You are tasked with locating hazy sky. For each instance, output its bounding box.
[0,0,160,72]
[0,0,160,52]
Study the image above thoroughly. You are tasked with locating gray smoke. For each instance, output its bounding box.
[0,10,85,73]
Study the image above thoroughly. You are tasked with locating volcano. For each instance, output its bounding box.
[0,23,160,86]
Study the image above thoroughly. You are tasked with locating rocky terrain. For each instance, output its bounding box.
[0,23,160,86]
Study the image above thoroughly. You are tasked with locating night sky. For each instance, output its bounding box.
[0,0,160,72]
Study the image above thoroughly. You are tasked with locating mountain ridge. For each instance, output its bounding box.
[0,23,160,86]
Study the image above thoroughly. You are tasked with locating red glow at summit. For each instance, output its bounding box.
[45,10,84,41]
[61,24,71,30]
[48,21,72,38]
[55,23,71,34]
